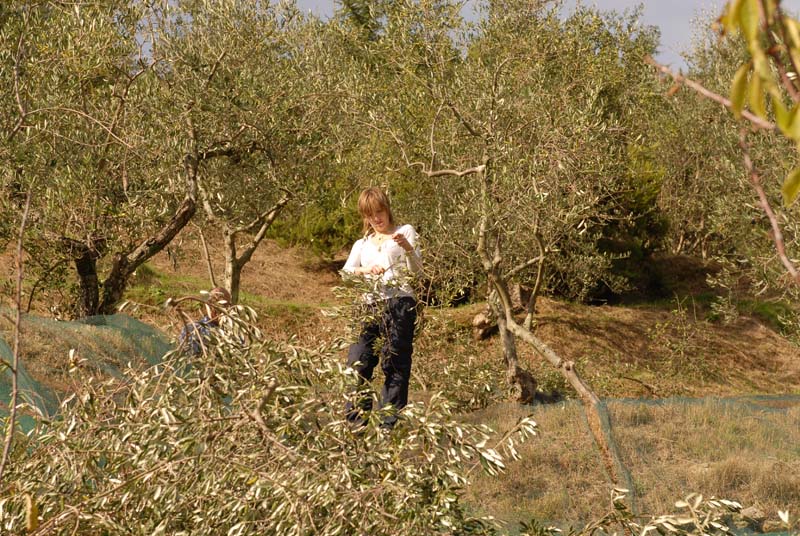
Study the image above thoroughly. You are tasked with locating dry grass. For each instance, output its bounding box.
[607,398,800,520]
[408,296,800,409]
[5,228,800,400]
[128,229,343,344]
[4,232,800,529]
[462,402,612,529]
[460,398,800,531]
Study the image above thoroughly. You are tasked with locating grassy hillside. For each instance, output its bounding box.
[4,228,799,531]
[120,229,800,399]
[112,229,800,530]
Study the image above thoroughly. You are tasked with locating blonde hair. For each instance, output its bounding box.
[208,287,231,305]
[358,187,395,236]
[205,286,231,320]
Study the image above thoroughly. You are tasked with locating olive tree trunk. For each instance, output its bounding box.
[205,193,290,305]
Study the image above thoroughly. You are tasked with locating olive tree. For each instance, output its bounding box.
[0,2,183,316]
[341,0,661,406]
[651,0,800,294]
[0,1,293,317]
[327,3,666,489]
[152,2,341,304]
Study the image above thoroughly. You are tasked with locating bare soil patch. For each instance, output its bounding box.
[153,228,341,306]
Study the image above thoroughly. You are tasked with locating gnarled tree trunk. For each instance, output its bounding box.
[75,250,100,318]
[98,190,197,315]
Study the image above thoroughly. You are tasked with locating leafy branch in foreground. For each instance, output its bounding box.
[0,304,537,535]
[719,0,800,199]
[0,187,32,484]
[521,490,796,536]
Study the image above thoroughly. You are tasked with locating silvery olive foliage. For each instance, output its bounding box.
[164,1,342,304]
[333,0,665,305]
[0,1,340,316]
[0,305,538,535]
[2,302,773,535]
[0,1,193,317]
[520,490,753,536]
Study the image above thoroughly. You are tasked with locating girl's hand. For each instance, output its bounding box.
[392,232,413,252]
[360,265,385,275]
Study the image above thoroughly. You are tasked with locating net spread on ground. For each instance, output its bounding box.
[0,311,172,432]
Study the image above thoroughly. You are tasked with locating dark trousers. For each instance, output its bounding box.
[346,296,417,428]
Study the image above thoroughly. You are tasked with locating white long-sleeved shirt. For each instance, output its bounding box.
[342,224,422,300]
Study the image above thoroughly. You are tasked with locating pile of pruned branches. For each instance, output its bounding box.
[0,305,537,535]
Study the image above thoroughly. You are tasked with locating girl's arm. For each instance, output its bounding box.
[394,226,423,274]
[343,239,384,276]
[342,239,364,275]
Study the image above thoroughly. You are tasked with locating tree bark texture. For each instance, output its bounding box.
[98,192,197,314]
[60,238,103,318]
[223,229,241,305]
[219,194,290,305]
[74,249,100,318]
[494,304,538,404]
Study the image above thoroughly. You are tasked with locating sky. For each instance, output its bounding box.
[294,0,800,69]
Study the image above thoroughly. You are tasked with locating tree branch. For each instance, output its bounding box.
[739,131,800,284]
[415,164,486,178]
[131,151,199,265]
[489,57,511,137]
[758,0,800,101]
[355,117,414,169]
[774,2,800,97]
[25,258,70,313]
[197,178,219,223]
[429,104,443,171]
[34,106,135,149]
[447,101,482,138]
[99,61,157,196]
[203,50,227,90]
[246,379,278,439]
[505,318,600,405]
[8,31,27,142]
[0,187,33,484]
[505,255,544,280]
[523,231,546,330]
[234,189,292,236]
[193,222,216,287]
[95,112,201,314]
[235,193,291,267]
[645,56,776,131]
[492,234,502,270]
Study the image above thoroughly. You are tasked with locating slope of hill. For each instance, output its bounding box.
[116,229,800,400]
[3,229,799,531]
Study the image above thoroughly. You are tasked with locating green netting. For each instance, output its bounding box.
[0,338,49,433]
[602,396,800,533]
[78,314,171,367]
[0,310,172,432]
[467,396,800,534]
